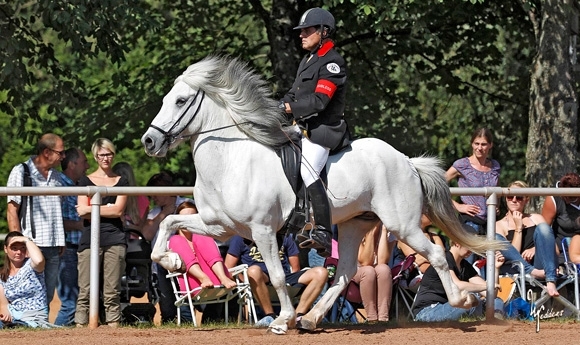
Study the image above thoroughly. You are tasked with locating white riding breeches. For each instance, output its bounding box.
[300,136,330,187]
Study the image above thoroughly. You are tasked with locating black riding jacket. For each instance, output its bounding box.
[282,40,348,150]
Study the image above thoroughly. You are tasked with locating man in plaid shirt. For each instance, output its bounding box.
[7,133,67,309]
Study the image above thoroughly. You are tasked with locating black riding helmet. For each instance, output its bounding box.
[293,8,335,37]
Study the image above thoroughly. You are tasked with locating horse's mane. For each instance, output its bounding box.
[175,55,300,147]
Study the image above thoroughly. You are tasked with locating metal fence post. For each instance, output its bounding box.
[485,192,498,320]
[89,192,101,329]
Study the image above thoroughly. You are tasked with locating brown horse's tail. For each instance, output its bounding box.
[409,156,506,255]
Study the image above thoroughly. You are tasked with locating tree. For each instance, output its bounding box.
[1,0,536,164]
[1,0,574,217]
[524,0,580,211]
[0,1,158,141]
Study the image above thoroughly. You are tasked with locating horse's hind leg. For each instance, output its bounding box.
[399,229,474,308]
[299,219,371,330]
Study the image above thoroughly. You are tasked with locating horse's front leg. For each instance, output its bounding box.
[253,229,294,335]
[151,214,208,272]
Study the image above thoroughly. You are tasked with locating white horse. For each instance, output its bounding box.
[141,55,503,334]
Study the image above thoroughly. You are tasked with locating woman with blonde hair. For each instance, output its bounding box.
[75,138,128,327]
[496,180,559,296]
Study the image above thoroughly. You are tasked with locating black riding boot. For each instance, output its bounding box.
[297,179,332,257]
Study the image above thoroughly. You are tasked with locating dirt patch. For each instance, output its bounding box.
[1,320,577,345]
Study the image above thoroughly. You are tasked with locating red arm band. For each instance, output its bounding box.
[315,79,337,98]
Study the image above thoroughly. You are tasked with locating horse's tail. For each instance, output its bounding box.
[410,156,505,255]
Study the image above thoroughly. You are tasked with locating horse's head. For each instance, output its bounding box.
[141,80,205,157]
[142,55,300,157]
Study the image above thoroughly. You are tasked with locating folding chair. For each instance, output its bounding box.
[496,275,518,304]
[248,268,305,318]
[229,263,258,324]
[321,257,365,323]
[505,257,580,320]
[265,282,304,307]
[167,263,257,326]
[335,280,367,322]
[561,238,580,319]
[391,254,421,320]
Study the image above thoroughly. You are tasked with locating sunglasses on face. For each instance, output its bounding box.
[506,195,524,202]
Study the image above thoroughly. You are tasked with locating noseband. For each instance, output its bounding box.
[148,89,206,148]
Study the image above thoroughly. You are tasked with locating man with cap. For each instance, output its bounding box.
[280,7,350,258]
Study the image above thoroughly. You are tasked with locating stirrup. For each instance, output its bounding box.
[298,233,331,257]
[296,223,313,244]
[298,238,331,257]
[298,238,317,249]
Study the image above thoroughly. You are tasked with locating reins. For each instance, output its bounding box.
[177,121,251,141]
[147,88,251,143]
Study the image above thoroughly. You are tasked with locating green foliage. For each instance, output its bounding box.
[329,0,533,181]
[0,0,570,235]
[0,0,159,146]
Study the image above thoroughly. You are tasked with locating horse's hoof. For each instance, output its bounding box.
[175,258,187,273]
[296,317,316,332]
[466,294,480,308]
[268,324,287,335]
[158,252,185,273]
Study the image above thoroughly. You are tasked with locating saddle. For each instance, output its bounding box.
[275,136,351,240]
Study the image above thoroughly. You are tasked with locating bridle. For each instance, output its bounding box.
[148,89,206,148]
[147,88,251,147]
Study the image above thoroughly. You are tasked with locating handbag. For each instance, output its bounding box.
[18,162,35,238]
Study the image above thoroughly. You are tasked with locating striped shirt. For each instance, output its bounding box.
[7,156,66,247]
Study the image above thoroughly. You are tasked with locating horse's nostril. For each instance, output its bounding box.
[142,136,154,150]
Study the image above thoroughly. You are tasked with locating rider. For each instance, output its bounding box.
[279,8,350,257]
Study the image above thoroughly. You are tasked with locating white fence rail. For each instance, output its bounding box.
[1,186,580,324]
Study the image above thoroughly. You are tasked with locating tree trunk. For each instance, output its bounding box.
[251,0,305,98]
[526,0,579,212]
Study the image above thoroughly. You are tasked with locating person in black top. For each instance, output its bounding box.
[413,241,505,322]
[74,138,128,328]
[542,172,580,265]
[280,7,350,258]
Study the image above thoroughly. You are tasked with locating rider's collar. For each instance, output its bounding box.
[315,40,334,57]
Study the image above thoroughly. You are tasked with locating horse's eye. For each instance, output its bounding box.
[176,98,187,107]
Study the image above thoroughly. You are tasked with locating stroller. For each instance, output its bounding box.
[120,229,159,324]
